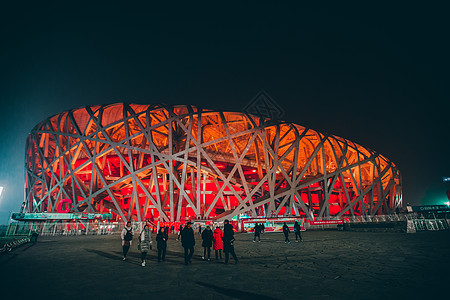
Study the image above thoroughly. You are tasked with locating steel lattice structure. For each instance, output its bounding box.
[24,103,402,222]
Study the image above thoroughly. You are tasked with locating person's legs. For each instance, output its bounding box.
[158,247,162,261]
[224,250,229,264]
[141,251,147,266]
[219,249,222,259]
[162,247,166,261]
[207,247,211,260]
[123,245,130,258]
[184,247,189,264]
[215,249,218,260]
[231,248,238,263]
[203,247,206,259]
[188,246,194,262]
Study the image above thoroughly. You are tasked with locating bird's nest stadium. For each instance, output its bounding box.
[22,103,402,224]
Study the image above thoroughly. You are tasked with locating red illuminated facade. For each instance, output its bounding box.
[24,103,402,222]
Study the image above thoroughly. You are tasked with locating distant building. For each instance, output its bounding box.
[22,103,402,223]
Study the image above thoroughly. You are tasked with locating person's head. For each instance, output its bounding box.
[144,224,149,230]
[206,225,210,230]
[284,222,287,225]
[224,220,229,224]
[161,227,165,233]
[187,222,192,228]
[126,221,131,227]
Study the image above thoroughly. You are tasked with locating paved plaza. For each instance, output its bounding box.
[1,230,449,299]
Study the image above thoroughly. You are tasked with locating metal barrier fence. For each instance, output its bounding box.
[412,219,449,231]
[4,221,123,236]
[2,221,162,237]
[0,236,30,254]
[345,214,407,223]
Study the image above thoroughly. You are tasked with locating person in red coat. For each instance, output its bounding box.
[213,226,223,260]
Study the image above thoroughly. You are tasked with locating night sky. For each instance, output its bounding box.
[1,2,449,223]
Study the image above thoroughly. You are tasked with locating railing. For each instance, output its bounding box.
[412,219,449,231]
[3,221,123,237]
[0,236,31,254]
[1,221,171,238]
[345,214,407,223]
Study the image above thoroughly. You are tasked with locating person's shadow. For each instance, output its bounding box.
[194,281,278,300]
[84,248,123,260]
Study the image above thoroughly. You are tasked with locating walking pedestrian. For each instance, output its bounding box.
[223,220,238,264]
[294,220,302,242]
[181,222,195,265]
[253,223,261,242]
[261,223,265,233]
[198,225,202,235]
[121,221,133,260]
[177,225,183,241]
[201,225,213,261]
[139,224,152,267]
[282,222,291,243]
[213,226,223,260]
[156,227,168,262]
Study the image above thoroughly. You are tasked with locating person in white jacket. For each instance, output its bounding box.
[139,224,152,267]
[121,221,133,260]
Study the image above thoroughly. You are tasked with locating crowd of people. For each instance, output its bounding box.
[121,220,302,267]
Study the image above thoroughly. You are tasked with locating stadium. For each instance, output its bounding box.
[21,103,402,225]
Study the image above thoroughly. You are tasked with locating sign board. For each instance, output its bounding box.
[411,205,450,212]
[309,220,344,225]
[12,212,113,221]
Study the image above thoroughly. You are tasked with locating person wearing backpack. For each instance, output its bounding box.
[121,221,134,260]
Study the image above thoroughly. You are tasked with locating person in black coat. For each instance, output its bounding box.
[253,223,261,242]
[156,227,168,262]
[282,222,291,243]
[201,225,213,261]
[294,221,302,242]
[223,220,238,264]
[181,222,195,265]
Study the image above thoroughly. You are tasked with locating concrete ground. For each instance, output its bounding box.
[1,230,449,299]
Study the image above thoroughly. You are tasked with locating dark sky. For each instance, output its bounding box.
[1,2,449,223]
